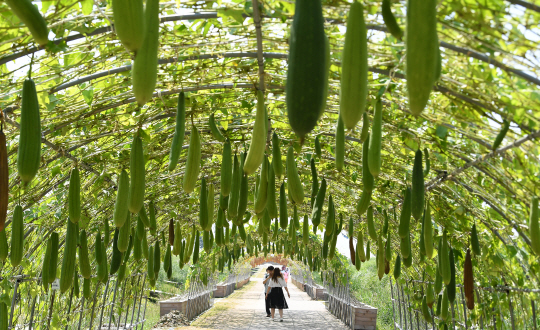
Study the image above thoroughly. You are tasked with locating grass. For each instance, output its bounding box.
[348,259,394,330]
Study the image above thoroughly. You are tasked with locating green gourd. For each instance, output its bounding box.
[83,278,91,299]
[17,78,41,184]
[112,0,144,52]
[266,162,278,219]
[286,0,328,139]
[356,190,372,216]
[272,133,284,178]
[228,155,241,219]
[492,120,510,150]
[168,92,186,171]
[340,1,368,130]
[221,139,232,196]
[138,205,150,227]
[398,188,412,238]
[471,223,482,256]
[209,112,226,142]
[377,234,385,280]
[335,115,345,172]
[406,0,439,115]
[118,214,131,252]
[381,0,403,41]
[529,196,540,256]
[357,230,366,262]
[440,231,451,285]
[254,156,268,214]
[192,233,200,264]
[153,241,160,275]
[311,178,327,233]
[434,264,443,294]
[441,288,449,321]
[368,99,383,177]
[303,215,309,245]
[286,147,304,205]
[393,254,401,279]
[424,201,433,258]
[367,206,377,240]
[128,135,145,214]
[41,236,52,289]
[279,183,288,229]
[68,167,81,223]
[325,195,335,237]
[423,148,430,177]
[421,296,432,322]
[147,245,154,280]
[411,149,424,221]
[243,91,266,175]
[141,231,149,259]
[400,234,410,259]
[183,125,201,193]
[78,230,91,279]
[5,0,49,45]
[110,229,122,275]
[60,219,77,293]
[10,205,24,267]
[131,0,159,106]
[149,201,157,235]
[199,178,209,231]
[360,112,370,143]
[447,248,456,303]
[362,134,374,193]
[314,136,322,158]
[133,231,142,261]
[310,158,319,208]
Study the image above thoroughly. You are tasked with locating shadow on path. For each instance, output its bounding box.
[179,263,349,330]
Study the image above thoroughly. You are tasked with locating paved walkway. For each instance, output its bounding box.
[185,263,349,330]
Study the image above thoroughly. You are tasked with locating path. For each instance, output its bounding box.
[184,263,349,330]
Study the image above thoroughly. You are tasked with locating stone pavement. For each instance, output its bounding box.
[183,263,349,330]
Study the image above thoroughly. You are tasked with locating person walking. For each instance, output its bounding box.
[262,265,274,317]
[265,267,290,322]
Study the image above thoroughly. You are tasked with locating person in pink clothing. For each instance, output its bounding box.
[281,265,289,282]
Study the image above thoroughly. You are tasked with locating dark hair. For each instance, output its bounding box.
[271,267,283,282]
[267,266,274,271]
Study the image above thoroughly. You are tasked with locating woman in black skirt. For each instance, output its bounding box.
[265,267,291,322]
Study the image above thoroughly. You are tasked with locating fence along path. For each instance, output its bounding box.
[184,263,348,330]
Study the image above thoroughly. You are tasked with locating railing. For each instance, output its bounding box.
[6,272,147,330]
[323,269,354,329]
[185,273,216,321]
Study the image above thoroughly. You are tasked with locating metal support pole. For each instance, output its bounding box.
[9,279,20,329]
[108,279,120,330]
[140,293,148,329]
[98,279,111,330]
[389,278,397,330]
[28,295,37,330]
[134,274,147,330]
[89,281,101,330]
[532,300,538,330]
[77,297,85,330]
[64,287,75,330]
[460,287,468,330]
[47,290,56,330]
[507,292,516,330]
[129,275,142,329]
[451,302,456,329]
[400,285,407,330]
[116,279,127,330]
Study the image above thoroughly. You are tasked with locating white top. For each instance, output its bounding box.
[268,277,287,288]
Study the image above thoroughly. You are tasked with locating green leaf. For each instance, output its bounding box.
[217,8,245,24]
[81,0,93,15]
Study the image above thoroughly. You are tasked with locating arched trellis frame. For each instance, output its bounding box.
[0,0,539,329]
